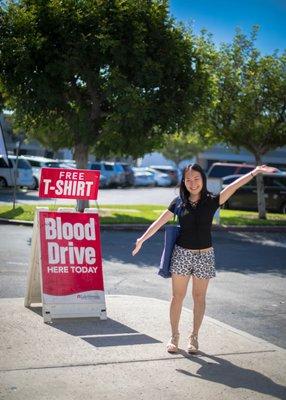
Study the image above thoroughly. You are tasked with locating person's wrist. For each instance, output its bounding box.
[251,168,258,177]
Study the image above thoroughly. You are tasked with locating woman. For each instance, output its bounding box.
[132,163,277,354]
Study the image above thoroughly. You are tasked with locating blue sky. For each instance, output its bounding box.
[169,0,286,54]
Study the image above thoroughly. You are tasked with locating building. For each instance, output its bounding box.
[140,143,286,172]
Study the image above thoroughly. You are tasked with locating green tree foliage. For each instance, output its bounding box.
[160,131,208,167]
[0,0,210,169]
[158,30,217,169]
[196,28,286,219]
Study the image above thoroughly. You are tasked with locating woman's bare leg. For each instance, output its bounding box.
[170,274,191,335]
[191,276,210,335]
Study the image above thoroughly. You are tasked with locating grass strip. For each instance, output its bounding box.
[0,204,285,226]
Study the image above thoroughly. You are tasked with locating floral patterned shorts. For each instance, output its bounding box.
[170,244,216,279]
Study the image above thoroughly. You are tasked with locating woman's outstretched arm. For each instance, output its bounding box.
[132,209,174,256]
[219,165,278,206]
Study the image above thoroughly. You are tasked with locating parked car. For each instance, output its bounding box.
[21,156,62,189]
[132,167,155,187]
[207,162,256,178]
[88,161,116,188]
[0,155,34,188]
[112,162,126,187]
[98,174,108,189]
[222,172,286,213]
[58,159,76,169]
[149,165,179,185]
[147,167,172,187]
[221,174,242,187]
[119,163,135,187]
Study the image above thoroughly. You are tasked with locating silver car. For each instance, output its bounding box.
[88,161,117,188]
[0,155,34,188]
[147,168,172,187]
[132,167,156,186]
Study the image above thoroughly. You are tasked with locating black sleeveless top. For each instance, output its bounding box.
[168,194,221,250]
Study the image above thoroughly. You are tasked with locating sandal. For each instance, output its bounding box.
[166,332,180,353]
[187,333,199,354]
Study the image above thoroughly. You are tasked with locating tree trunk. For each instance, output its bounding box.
[255,153,267,220]
[73,142,89,212]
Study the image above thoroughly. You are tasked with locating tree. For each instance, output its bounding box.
[160,131,209,167]
[158,30,217,171]
[0,0,211,209]
[196,27,286,219]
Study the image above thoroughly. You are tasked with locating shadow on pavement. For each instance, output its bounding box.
[101,230,286,276]
[28,308,161,347]
[50,317,138,336]
[176,351,286,400]
[82,334,160,347]
[0,189,40,203]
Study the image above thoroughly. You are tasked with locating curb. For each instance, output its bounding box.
[0,217,286,232]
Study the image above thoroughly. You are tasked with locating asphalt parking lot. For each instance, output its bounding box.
[0,186,178,206]
[1,224,285,349]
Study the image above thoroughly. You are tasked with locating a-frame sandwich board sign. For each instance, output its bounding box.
[25,207,107,323]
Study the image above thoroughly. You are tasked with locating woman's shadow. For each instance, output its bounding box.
[176,351,286,400]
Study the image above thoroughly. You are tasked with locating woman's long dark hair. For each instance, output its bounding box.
[179,163,211,205]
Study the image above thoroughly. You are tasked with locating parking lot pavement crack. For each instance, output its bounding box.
[113,278,127,288]
[0,355,186,373]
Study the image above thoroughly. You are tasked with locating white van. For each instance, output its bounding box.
[0,155,34,188]
[21,156,62,189]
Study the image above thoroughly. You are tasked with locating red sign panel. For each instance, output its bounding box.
[39,168,100,200]
[39,211,104,298]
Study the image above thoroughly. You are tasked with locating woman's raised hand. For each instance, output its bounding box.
[255,165,279,174]
[132,238,143,256]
